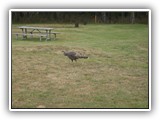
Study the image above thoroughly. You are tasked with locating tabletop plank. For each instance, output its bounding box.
[18,26,53,30]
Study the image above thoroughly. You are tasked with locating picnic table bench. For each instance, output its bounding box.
[12,26,60,41]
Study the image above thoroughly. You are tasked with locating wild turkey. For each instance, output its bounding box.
[62,51,88,62]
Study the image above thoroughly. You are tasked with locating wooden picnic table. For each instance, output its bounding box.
[15,26,59,41]
[19,26,53,40]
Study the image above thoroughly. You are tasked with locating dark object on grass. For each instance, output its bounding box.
[62,51,88,62]
[75,23,79,27]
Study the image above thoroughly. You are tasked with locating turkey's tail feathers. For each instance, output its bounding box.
[77,56,88,59]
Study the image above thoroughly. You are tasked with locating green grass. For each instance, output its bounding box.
[11,24,149,108]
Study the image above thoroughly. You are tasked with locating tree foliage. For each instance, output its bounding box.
[12,12,148,24]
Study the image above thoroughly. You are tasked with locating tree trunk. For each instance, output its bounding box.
[75,23,79,27]
[121,12,124,23]
[94,13,97,23]
[102,12,106,23]
[131,12,135,24]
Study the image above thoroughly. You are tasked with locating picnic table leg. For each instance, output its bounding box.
[24,28,27,39]
[22,28,25,39]
[21,28,27,40]
[54,33,56,39]
[30,33,33,39]
[45,30,52,41]
[20,28,23,39]
[49,30,51,40]
[26,28,27,38]
[45,30,48,41]
[40,36,42,41]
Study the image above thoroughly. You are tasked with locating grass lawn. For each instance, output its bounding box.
[11,24,149,109]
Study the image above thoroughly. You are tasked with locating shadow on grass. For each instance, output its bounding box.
[15,38,58,43]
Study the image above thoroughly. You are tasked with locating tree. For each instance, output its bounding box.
[12,12,148,24]
[131,12,135,24]
[102,12,106,23]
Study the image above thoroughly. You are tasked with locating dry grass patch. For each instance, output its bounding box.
[12,45,148,108]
